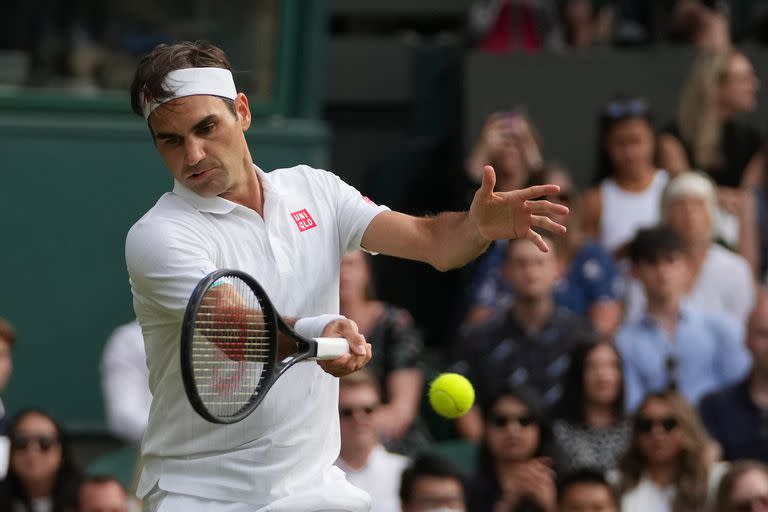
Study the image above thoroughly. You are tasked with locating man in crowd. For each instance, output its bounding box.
[400,454,466,512]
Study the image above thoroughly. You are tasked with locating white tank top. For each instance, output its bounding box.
[599,170,668,253]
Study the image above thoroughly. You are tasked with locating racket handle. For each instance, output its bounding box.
[313,337,351,360]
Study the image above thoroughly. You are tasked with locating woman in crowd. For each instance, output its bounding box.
[339,249,430,454]
[715,460,768,512]
[618,390,727,512]
[552,339,630,474]
[0,410,82,512]
[468,385,557,512]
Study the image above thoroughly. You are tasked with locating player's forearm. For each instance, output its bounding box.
[421,212,491,271]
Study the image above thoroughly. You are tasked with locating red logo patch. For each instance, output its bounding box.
[362,196,377,205]
[290,209,317,232]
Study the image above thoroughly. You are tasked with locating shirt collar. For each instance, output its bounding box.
[639,302,693,327]
[171,164,277,214]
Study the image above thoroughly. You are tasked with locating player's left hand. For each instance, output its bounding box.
[469,165,569,252]
[317,318,372,377]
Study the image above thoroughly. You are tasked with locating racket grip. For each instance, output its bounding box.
[313,337,351,360]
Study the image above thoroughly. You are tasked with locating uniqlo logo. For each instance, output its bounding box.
[290,209,317,232]
[362,196,376,205]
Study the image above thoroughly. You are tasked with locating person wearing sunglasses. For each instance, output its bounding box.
[715,460,768,512]
[468,385,557,512]
[618,390,728,512]
[0,409,82,512]
[335,369,410,512]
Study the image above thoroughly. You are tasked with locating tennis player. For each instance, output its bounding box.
[125,41,567,512]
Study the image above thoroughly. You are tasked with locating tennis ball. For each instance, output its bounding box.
[429,373,475,419]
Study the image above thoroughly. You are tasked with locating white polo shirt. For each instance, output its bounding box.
[125,164,388,508]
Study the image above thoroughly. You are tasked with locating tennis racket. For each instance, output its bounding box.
[180,269,350,424]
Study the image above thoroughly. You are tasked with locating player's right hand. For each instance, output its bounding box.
[317,318,372,377]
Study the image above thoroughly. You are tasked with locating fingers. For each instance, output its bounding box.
[525,199,569,216]
[531,215,567,234]
[527,229,549,252]
[318,318,372,377]
[479,165,497,196]
[518,183,560,200]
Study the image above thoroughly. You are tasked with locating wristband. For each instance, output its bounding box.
[294,314,346,339]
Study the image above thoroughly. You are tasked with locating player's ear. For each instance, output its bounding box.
[235,93,251,130]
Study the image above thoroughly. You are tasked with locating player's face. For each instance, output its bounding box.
[719,53,759,114]
[338,384,380,449]
[665,195,712,244]
[502,240,560,300]
[728,468,768,512]
[79,481,128,512]
[604,119,655,177]
[404,476,466,512]
[583,344,622,408]
[485,396,540,463]
[0,338,12,392]
[559,482,618,512]
[635,398,684,466]
[149,94,252,198]
[632,252,689,304]
[11,413,63,487]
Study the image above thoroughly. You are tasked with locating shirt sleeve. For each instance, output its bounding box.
[575,243,621,303]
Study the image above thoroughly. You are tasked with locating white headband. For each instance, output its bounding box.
[142,67,237,119]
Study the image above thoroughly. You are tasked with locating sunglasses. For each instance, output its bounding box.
[733,494,768,512]
[604,98,648,119]
[489,413,537,429]
[339,405,378,419]
[635,416,679,434]
[11,434,59,452]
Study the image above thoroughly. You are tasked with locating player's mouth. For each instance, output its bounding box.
[189,167,217,180]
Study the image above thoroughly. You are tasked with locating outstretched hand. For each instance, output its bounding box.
[469,165,568,252]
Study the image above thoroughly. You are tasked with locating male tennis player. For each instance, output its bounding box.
[126,41,567,512]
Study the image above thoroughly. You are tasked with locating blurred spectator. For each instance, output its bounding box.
[624,172,756,324]
[582,96,668,258]
[617,226,751,410]
[557,468,619,512]
[468,0,563,53]
[714,460,768,512]
[558,0,615,50]
[399,454,467,512]
[335,369,410,512]
[668,0,731,50]
[699,291,768,464]
[551,339,630,474]
[466,162,623,335]
[0,409,82,512]
[78,475,128,512]
[100,320,150,444]
[617,391,728,512]
[339,250,430,455]
[659,49,762,269]
[612,0,664,46]
[453,234,593,439]
[0,317,16,434]
[467,385,557,512]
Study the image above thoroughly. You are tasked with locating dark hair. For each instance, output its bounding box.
[627,226,686,264]
[399,453,466,506]
[129,41,236,118]
[714,460,768,512]
[557,467,619,506]
[79,475,127,507]
[553,338,625,424]
[0,317,16,347]
[593,96,656,184]
[0,410,82,512]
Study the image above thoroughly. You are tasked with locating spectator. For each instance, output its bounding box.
[667,0,731,51]
[699,291,768,463]
[467,385,557,512]
[551,339,630,474]
[0,409,82,512]
[617,226,751,410]
[100,320,150,444]
[399,454,467,512]
[558,0,615,50]
[78,475,128,512]
[466,162,623,335]
[335,369,410,512]
[468,0,563,53]
[582,96,668,258]
[714,460,768,512]
[557,468,619,512]
[617,390,727,512]
[0,317,16,434]
[624,171,756,324]
[339,250,430,455]
[453,234,593,439]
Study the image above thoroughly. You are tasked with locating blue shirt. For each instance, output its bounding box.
[616,304,751,411]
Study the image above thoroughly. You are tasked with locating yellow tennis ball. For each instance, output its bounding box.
[429,373,475,419]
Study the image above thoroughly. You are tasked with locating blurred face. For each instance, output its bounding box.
[583,344,622,408]
[604,119,655,177]
[11,413,63,490]
[403,476,466,512]
[747,300,768,373]
[665,195,712,244]
[0,338,12,392]
[719,53,759,114]
[149,94,252,198]
[564,0,593,24]
[635,398,684,465]
[632,252,689,304]
[559,482,618,512]
[486,396,541,463]
[728,468,768,512]
[339,384,380,452]
[339,251,370,302]
[79,481,128,512]
[502,240,559,300]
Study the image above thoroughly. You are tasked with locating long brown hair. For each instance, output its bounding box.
[619,391,713,512]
